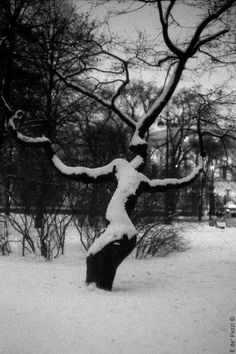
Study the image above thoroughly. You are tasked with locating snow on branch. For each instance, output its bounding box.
[52,155,115,183]
[6,100,204,258]
[8,111,115,184]
[142,156,204,193]
[88,159,141,255]
[9,111,52,145]
[87,154,204,256]
[138,60,186,137]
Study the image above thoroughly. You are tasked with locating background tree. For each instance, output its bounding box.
[0,0,101,256]
[149,86,236,220]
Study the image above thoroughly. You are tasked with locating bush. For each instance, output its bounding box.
[135,220,188,259]
[72,215,105,251]
[6,212,71,260]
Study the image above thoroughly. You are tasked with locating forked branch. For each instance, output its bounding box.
[157,0,184,58]
[6,107,115,184]
[55,70,136,130]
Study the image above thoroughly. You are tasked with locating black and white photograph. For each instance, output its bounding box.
[0,0,236,353]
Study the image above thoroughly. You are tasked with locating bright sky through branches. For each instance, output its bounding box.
[74,1,235,91]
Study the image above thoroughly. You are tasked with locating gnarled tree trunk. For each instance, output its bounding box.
[86,235,136,290]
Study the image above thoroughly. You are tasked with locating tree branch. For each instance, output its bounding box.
[111,60,130,105]
[55,70,136,130]
[133,0,234,139]
[0,93,14,117]
[138,58,187,137]
[141,156,204,193]
[186,0,235,55]
[157,0,184,57]
[8,109,115,184]
[193,29,228,53]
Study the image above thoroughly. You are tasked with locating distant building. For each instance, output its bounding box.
[213,156,236,204]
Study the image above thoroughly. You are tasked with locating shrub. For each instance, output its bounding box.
[135,220,188,259]
[72,215,105,251]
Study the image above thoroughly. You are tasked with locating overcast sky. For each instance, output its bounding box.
[74,0,235,91]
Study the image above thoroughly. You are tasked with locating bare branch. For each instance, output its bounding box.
[111,60,130,104]
[0,93,14,117]
[55,70,136,130]
[186,0,235,55]
[157,0,184,57]
[193,29,228,53]
[133,0,235,139]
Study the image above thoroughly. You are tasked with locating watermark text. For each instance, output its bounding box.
[230,316,235,352]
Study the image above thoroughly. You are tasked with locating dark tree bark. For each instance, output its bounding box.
[86,235,136,290]
[86,193,138,290]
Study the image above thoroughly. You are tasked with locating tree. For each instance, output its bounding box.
[150,86,236,219]
[1,0,236,290]
[0,0,42,147]
[19,0,97,228]
[0,0,39,215]
[0,0,98,222]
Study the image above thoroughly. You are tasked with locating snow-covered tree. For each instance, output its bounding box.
[1,0,236,290]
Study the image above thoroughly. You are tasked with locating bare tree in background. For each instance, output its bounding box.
[1,0,236,290]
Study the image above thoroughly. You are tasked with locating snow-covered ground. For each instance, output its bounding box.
[0,222,236,354]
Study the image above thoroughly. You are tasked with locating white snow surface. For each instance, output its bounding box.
[0,222,236,354]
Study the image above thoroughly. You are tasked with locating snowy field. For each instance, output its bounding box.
[0,222,236,354]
